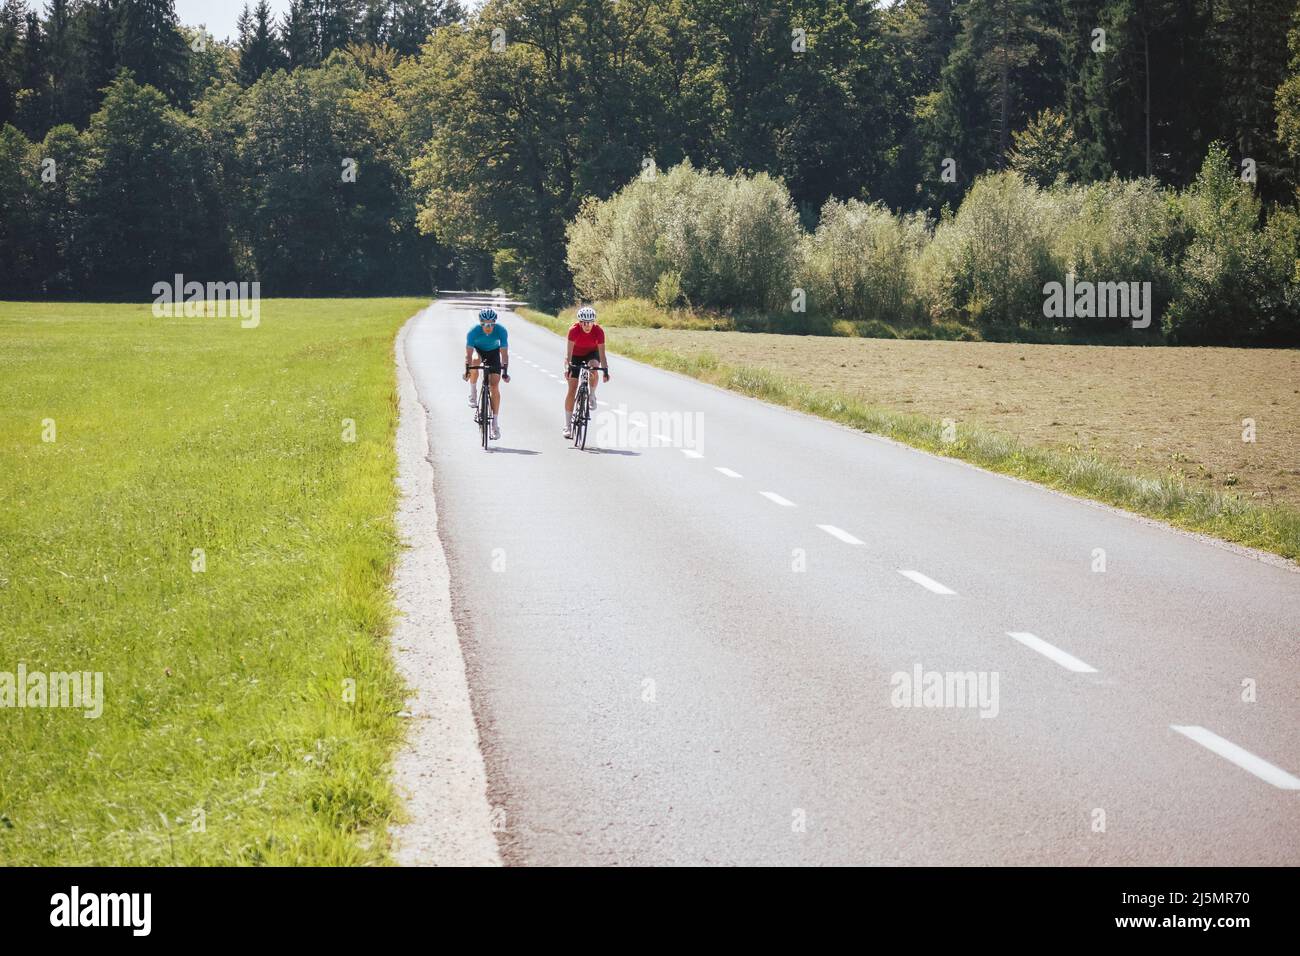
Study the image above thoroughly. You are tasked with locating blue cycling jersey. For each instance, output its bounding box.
[467,323,508,352]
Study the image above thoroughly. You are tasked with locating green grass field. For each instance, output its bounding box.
[0,298,425,865]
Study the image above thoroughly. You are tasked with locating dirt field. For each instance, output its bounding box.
[608,328,1300,509]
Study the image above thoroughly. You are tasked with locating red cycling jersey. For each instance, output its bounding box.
[568,322,605,354]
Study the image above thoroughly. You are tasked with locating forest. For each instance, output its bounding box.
[3,1,1300,343]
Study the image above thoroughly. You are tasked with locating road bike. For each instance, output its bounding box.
[569,364,608,450]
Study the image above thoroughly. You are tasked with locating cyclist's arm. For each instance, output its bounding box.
[564,338,575,375]
[464,344,475,366]
[500,347,509,377]
[597,343,609,374]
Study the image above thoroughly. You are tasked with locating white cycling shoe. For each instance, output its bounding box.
[490,420,501,440]
[467,388,477,407]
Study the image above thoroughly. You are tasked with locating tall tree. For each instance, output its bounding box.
[238,1,283,85]
[281,0,317,68]
[13,7,48,134]
[45,0,84,127]
[115,0,188,103]
[316,0,360,57]
[957,0,1066,169]
[360,0,387,45]
[1213,0,1293,199]
[0,0,26,127]
[68,74,229,292]
[76,0,123,122]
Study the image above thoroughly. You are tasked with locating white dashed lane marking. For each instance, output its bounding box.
[760,492,795,507]
[715,467,743,478]
[681,450,704,459]
[898,570,956,596]
[1006,632,1096,673]
[1171,725,1300,790]
[817,524,863,545]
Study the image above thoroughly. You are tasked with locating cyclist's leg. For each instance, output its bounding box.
[586,358,601,405]
[564,371,578,415]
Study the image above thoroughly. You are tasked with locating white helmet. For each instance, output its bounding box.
[577,306,596,322]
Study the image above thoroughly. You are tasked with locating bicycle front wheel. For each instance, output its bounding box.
[573,389,588,449]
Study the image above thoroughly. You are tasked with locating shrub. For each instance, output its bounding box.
[566,161,802,312]
[859,319,899,339]
[800,199,930,325]
[1051,177,1185,333]
[653,270,685,309]
[1165,144,1278,345]
[916,172,1058,329]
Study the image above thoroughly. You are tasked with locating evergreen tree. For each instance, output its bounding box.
[14,8,49,134]
[0,0,26,127]
[360,0,387,46]
[281,0,318,68]
[115,0,188,103]
[238,0,283,85]
[1212,0,1293,199]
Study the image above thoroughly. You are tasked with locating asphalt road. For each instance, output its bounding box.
[404,296,1300,866]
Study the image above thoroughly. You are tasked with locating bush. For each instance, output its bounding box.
[859,319,899,339]
[800,199,930,325]
[1164,144,1279,345]
[916,172,1058,329]
[930,321,973,340]
[653,270,685,309]
[566,160,802,312]
[1051,177,1185,333]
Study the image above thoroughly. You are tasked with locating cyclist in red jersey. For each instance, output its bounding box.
[563,305,610,438]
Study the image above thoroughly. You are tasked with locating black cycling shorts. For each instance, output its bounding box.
[569,350,600,377]
[474,348,503,373]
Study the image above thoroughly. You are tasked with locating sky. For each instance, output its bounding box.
[174,1,292,42]
[173,1,486,44]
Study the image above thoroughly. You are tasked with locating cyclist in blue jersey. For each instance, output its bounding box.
[463,308,510,439]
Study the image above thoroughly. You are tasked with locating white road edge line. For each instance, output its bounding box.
[818,524,863,545]
[898,570,956,595]
[715,467,743,478]
[1171,725,1300,790]
[652,434,673,444]
[681,449,704,459]
[760,492,795,507]
[1005,631,1097,673]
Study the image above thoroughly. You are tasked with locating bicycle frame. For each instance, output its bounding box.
[570,364,608,451]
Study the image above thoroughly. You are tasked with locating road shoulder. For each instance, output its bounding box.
[387,307,501,866]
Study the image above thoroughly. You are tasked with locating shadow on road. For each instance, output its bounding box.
[490,447,541,455]
[581,448,641,456]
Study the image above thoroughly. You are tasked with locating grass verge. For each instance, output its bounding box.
[524,305,1300,561]
[0,297,427,864]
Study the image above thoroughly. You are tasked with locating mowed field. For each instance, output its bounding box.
[0,298,425,864]
[603,327,1300,510]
